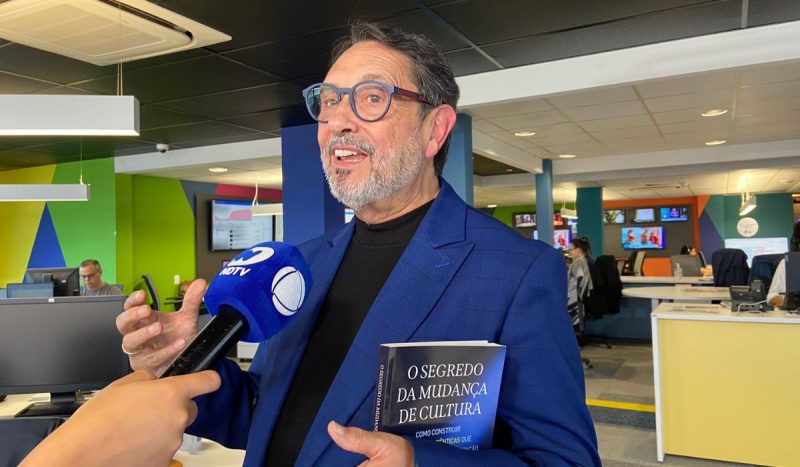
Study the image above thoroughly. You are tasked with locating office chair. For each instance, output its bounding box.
[749,254,784,289]
[632,250,647,276]
[583,255,620,350]
[670,255,703,276]
[141,274,160,311]
[711,249,750,287]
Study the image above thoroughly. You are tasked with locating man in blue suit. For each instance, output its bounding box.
[118,20,599,466]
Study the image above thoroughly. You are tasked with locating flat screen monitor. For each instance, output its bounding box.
[0,296,129,417]
[659,206,689,222]
[24,267,79,297]
[622,226,665,250]
[533,229,572,249]
[603,209,625,224]
[513,213,535,228]
[210,199,275,251]
[632,208,655,223]
[6,282,54,299]
[553,212,564,226]
[724,237,788,267]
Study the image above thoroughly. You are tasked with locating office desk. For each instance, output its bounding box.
[0,394,245,466]
[651,303,800,465]
[620,276,712,285]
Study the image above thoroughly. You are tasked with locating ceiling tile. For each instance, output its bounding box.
[444,49,500,76]
[635,70,736,98]
[739,60,800,85]
[739,80,800,101]
[0,71,55,93]
[219,107,314,133]
[590,125,661,142]
[469,99,554,119]
[547,86,638,108]
[0,44,112,84]
[74,56,278,104]
[489,109,569,130]
[578,114,654,131]
[561,100,647,121]
[158,83,303,119]
[139,121,259,145]
[644,88,734,113]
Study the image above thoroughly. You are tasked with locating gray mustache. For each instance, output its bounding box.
[325,135,375,158]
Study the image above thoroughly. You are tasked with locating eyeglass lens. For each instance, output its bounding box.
[311,82,391,122]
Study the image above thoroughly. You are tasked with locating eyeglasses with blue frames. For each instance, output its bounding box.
[302,80,432,123]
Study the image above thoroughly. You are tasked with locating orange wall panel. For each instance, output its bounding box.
[643,257,672,276]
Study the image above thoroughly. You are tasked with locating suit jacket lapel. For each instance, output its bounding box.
[243,223,354,466]
[298,181,474,466]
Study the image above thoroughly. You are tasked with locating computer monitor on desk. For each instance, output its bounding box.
[23,267,79,297]
[0,296,129,417]
[6,282,54,299]
[670,255,703,276]
[783,252,800,311]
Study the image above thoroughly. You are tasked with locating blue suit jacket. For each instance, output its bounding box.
[188,181,600,466]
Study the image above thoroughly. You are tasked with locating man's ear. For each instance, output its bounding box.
[423,105,457,160]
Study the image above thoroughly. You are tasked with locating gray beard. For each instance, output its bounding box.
[321,130,425,211]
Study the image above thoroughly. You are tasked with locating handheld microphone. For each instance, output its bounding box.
[160,242,311,378]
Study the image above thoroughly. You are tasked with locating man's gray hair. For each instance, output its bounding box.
[330,20,460,177]
[80,259,102,271]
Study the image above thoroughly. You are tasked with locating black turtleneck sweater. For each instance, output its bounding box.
[265,199,433,466]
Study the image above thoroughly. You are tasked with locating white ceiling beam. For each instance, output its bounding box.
[456,20,800,108]
[472,130,542,173]
[114,137,282,173]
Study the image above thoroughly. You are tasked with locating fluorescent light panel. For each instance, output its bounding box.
[0,184,90,201]
[0,95,139,136]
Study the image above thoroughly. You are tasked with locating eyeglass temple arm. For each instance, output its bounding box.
[393,87,432,105]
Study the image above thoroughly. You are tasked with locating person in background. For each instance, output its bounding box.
[767,220,800,307]
[79,259,122,296]
[567,236,593,328]
[116,20,599,466]
[21,369,220,467]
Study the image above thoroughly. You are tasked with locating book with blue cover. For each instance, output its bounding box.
[372,341,506,451]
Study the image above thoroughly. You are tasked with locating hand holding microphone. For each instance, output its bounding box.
[117,242,311,377]
[160,242,311,377]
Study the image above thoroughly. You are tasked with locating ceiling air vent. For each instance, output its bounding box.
[0,0,230,66]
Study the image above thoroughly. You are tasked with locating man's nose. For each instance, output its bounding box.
[326,94,358,134]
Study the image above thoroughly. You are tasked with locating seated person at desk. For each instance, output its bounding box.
[79,259,122,296]
[767,221,800,307]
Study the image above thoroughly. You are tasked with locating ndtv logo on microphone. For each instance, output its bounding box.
[218,246,275,277]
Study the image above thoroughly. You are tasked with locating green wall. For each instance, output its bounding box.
[130,175,196,308]
[49,159,118,283]
[721,192,793,238]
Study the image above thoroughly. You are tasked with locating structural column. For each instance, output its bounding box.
[442,113,473,205]
[281,123,343,244]
[536,159,554,246]
[577,186,603,255]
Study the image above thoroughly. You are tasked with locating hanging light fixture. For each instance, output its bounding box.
[0,95,139,136]
[0,138,90,202]
[739,192,757,216]
[559,193,577,219]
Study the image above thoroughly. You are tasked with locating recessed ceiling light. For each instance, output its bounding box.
[559,154,577,159]
[705,140,726,146]
[487,204,497,208]
[701,108,728,117]
[513,131,537,137]
[208,167,228,173]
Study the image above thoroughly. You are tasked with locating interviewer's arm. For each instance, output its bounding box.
[21,370,220,467]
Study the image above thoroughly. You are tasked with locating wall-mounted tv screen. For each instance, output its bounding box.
[603,209,625,224]
[622,226,665,250]
[553,229,571,250]
[632,208,655,223]
[513,213,536,228]
[533,229,572,249]
[553,212,564,226]
[210,199,274,251]
[659,206,689,222]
